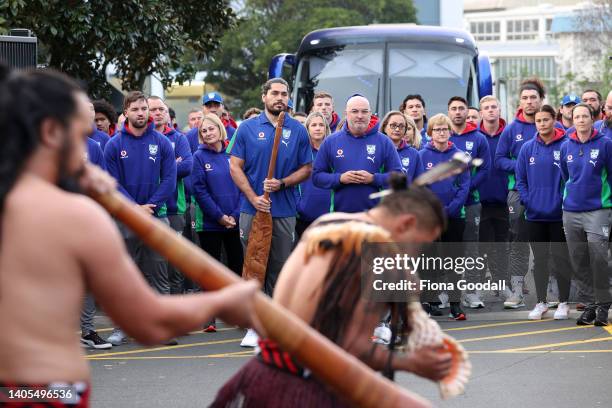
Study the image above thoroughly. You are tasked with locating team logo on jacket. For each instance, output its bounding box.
[149,144,158,155]
[366,144,376,155]
[427,162,433,169]
[402,157,410,167]
[336,149,344,158]
[205,163,213,171]
[590,149,599,160]
[554,151,561,161]
[516,134,523,141]
[120,150,128,159]
[465,141,474,151]
[282,129,291,139]
[529,157,535,165]
[567,154,573,163]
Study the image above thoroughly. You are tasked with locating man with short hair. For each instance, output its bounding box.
[466,106,480,126]
[311,91,340,132]
[86,101,110,150]
[582,89,604,121]
[185,92,237,154]
[495,78,546,309]
[93,99,117,136]
[313,94,402,213]
[0,67,259,403]
[400,94,428,139]
[148,96,193,295]
[228,78,312,346]
[104,91,178,346]
[448,96,490,309]
[557,94,580,131]
[600,90,612,138]
[187,108,203,130]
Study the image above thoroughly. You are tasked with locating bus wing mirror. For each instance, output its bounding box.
[268,53,296,79]
[478,54,493,98]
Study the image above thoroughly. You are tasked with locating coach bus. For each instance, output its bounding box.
[268,24,497,117]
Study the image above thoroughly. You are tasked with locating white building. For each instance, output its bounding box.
[464,0,608,111]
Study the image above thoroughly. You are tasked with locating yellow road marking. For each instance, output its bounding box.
[443,319,554,332]
[88,350,254,361]
[86,338,242,359]
[603,325,612,336]
[498,336,612,352]
[457,325,591,343]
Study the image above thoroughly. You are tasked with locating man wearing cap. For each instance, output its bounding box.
[184,92,237,154]
[557,94,580,131]
[312,94,402,213]
[227,77,312,347]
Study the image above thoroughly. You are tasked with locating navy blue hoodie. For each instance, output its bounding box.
[495,109,537,190]
[104,119,177,217]
[162,126,192,215]
[450,122,491,205]
[89,128,110,151]
[515,128,566,221]
[396,140,423,184]
[192,145,241,232]
[560,129,612,212]
[418,142,470,219]
[478,119,508,206]
[296,145,332,222]
[312,121,402,213]
[86,137,105,170]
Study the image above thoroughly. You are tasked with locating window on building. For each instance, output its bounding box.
[506,19,539,40]
[545,18,557,40]
[469,21,501,41]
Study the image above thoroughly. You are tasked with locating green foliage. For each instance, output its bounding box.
[206,0,417,115]
[0,0,236,98]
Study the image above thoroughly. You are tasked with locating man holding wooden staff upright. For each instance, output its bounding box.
[228,78,312,347]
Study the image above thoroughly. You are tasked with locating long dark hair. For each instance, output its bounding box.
[0,65,82,218]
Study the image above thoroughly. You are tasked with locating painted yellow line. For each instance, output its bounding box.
[85,338,242,358]
[88,350,254,361]
[498,336,612,352]
[443,319,554,332]
[457,325,592,343]
[603,325,612,336]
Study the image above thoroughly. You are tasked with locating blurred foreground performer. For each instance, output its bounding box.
[0,67,259,406]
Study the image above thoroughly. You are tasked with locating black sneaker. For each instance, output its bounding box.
[576,305,597,325]
[594,304,610,327]
[449,302,466,321]
[81,331,112,350]
[164,338,179,346]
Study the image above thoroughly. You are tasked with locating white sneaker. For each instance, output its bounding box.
[504,277,526,309]
[528,302,549,320]
[240,328,259,348]
[372,323,392,345]
[554,302,570,320]
[438,292,450,309]
[462,293,485,309]
[106,329,127,346]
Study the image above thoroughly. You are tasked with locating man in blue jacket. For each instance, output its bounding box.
[148,96,193,295]
[495,78,545,309]
[228,78,312,347]
[104,91,177,346]
[86,100,110,150]
[313,94,402,213]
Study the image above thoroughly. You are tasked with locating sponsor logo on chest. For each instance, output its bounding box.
[336,148,344,158]
[205,163,213,172]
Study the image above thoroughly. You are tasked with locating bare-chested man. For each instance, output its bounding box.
[0,67,258,406]
[212,173,452,407]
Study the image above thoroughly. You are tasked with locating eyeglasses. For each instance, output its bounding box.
[387,123,406,131]
[432,128,450,134]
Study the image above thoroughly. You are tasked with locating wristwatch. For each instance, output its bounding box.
[279,180,286,190]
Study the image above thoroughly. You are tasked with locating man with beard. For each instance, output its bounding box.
[227,78,312,347]
[495,78,545,309]
[582,89,604,121]
[596,90,611,138]
[103,91,178,346]
[0,67,259,406]
[310,91,341,132]
[400,94,428,140]
[313,94,402,213]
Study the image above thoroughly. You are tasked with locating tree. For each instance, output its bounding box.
[206,0,417,115]
[0,0,236,98]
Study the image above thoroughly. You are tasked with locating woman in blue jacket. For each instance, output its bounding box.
[381,111,423,184]
[560,103,612,326]
[516,105,571,320]
[295,112,332,240]
[418,114,470,320]
[192,115,243,330]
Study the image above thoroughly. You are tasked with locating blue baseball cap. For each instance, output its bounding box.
[561,94,580,106]
[202,92,223,105]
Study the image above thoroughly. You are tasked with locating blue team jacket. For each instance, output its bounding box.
[450,122,491,206]
[104,119,177,217]
[515,128,566,221]
[296,145,332,222]
[163,126,193,215]
[478,119,508,206]
[495,109,537,190]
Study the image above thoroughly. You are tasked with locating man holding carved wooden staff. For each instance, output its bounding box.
[227,78,312,347]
